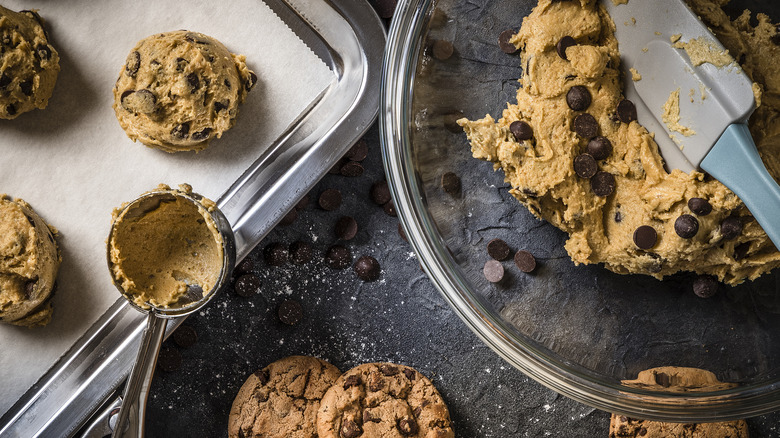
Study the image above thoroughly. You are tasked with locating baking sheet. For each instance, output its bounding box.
[0,0,333,415]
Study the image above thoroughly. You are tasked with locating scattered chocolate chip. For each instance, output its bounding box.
[383,200,397,217]
[573,113,599,139]
[514,250,536,273]
[370,181,392,205]
[441,172,461,195]
[633,225,657,249]
[19,79,32,96]
[487,238,511,261]
[157,345,182,372]
[587,136,612,160]
[720,216,742,240]
[432,39,454,60]
[318,188,342,211]
[688,197,712,216]
[566,86,592,111]
[191,128,212,142]
[295,194,310,211]
[345,139,369,161]
[245,71,258,91]
[443,110,466,133]
[325,245,352,269]
[510,120,533,141]
[126,51,141,77]
[483,260,504,283]
[574,153,598,178]
[187,73,200,92]
[170,122,190,140]
[340,161,364,177]
[234,257,255,276]
[693,275,719,298]
[556,35,576,60]
[263,242,288,266]
[234,273,262,297]
[329,158,348,175]
[734,242,751,260]
[617,99,637,123]
[335,216,358,240]
[674,214,699,239]
[340,419,363,438]
[397,417,419,436]
[173,324,198,348]
[354,255,381,281]
[279,208,298,226]
[498,29,518,54]
[289,241,313,264]
[590,171,616,197]
[277,299,303,325]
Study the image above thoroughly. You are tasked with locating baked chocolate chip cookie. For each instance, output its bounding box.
[228,355,341,438]
[609,414,748,437]
[317,362,454,438]
[113,30,256,152]
[0,6,60,119]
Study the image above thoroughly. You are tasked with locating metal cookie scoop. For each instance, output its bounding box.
[106,187,236,438]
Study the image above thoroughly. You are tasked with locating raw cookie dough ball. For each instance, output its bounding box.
[0,195,60,327]
[0,6,60,119]
[113,30,257,152]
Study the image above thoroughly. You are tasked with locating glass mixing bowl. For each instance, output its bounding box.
[381,0,780,422]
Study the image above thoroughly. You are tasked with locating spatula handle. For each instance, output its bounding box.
[700,123,780,250]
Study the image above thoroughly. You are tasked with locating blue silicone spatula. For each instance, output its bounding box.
[602,0,780,250]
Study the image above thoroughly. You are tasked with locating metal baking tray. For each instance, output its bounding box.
[0,0,384,436]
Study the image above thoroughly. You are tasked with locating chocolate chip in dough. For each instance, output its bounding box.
[187,73,200,92]
[335,216,358,240]
[121,89,157,114]
[573,113,599,139]
[191,128,212,142]
[157,345,182,372]
[6,104,16,117]
[574,153,598,179]
[617,99,637,123]
[483,260,504,283]
[19,79,32,96]
[556,35,576,60]
[345,139,369,162]
[125,51,141,77]
[340,160,365,177]
[318,188,342,211]
[354,255,381,281]
[325,245,352,269]
[432,39,454,60]
[566,86,592,111]
[674,214,699,238]
[245,71,258,92]
[370,180,392,205]
[277,299,303,325]
[590,171,616,197]
[514,250,537,273]
[688,197,712,216]
[587,136,612,160]
[289,241,313,264]
[173,324,198,348]
[498,29,518,54]
[734,241,751,260]
[0,73,11,89]
[487,238,511,261]
[510,120,533,141]
[397,416,420,436]
[720,216,743,240]
[234,273,262,297]
[441,172,461,196]
[263,242,288,266]
[693,275,719,298]
[170,122,190,140]
[633,225,657,249]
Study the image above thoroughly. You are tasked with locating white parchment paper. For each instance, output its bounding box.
[0,0,333,414]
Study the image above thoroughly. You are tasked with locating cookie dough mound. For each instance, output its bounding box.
[228,355,341,438]
[113,30,257,153]
[0,195,60,327]
[317,362,454,438]
[458,0,780,285]
[0,6,60,119]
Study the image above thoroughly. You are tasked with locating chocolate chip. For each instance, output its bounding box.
[319,188,342,211]
[171,122,190,140]
[590,171,615,197]
[573,113,599,139]
[383,200,397,217]
[279,208,298,226]
[345,139,369,161]
[654,372,671,387]
[674,214,699,238]
[617,99,637,123]
[191,128,212,142]
[720,216,742,240]
[6,104,16,117]
[35,44,52,61]
[443,110,466,133]
[263,242,288,266]
[295,194,310,211]
[734,242,751,260]
[633,225,657,249]
[432,39,454,60]
[370,181,392,205]
[277,299,303,325]
[379,364,399,376]
[126,51,141,77]
[441,172,461,195]
[325,245,352,269]
[614,210,622,222]
[587,136,612,160]
[214,100,229,113]
[688,197,712,216]
[157,345,182,372]
[498,29,518,54]
[403,368,416,381]
[19,79,32,96]
[234,273,261,297]
[771,33,780,46]
[487,238,511,261]
[234,258,255,276]
[254,369,270,385]
[574,153,598,178]
[566,86,591,111]
[514,250,536,273]
[354,255,380,281]
[335,216,358,240]
[363,410,380,423]
[693,275,719,298]
[510,120,533,141]
[340,419,363,438]
[24,280,36,298]
[173,324,198,348]
[245,71,258,91]
[367,371,384,391]
[340,161,364,177]
[0,72,11,89]
[556,35,576,60]
[121,89,157,114]
[289,241,313,264]
[187,73,200,92]
[483,260,504,283]
[397,417,419,436]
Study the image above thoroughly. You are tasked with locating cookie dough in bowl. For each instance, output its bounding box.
[0,195,60,327]
[0,6,60,119]
[113,30,257,153]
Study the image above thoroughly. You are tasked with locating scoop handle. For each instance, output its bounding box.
[700,123,780,250]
